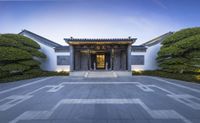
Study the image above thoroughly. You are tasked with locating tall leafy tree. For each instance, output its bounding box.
[0,34,46,78]
[157,27,200,73]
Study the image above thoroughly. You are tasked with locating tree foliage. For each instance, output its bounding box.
[157,27,200,73]
[0,34,46,78]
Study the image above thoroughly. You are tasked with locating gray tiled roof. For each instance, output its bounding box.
[131,45,147,52]
[142,32,173,47]
[19,29,62,47]
[64,38,136,43]
[54,46,70,52]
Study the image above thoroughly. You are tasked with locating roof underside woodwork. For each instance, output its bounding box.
[65,38,136,45]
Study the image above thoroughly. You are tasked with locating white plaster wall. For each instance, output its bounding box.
[145,43,161,70]
[131,43,161,71]
[131,52,147,71]
[55,52,70,72]
[37,42,57,71]
[21,33,57,71]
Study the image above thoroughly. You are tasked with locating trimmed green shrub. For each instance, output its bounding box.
[132,70,200,83]
[24,69,69,78]
[0,34,46,78]
[186,51,200,58]
[157,27,200,73]
[0,64,30,73]
[162,27,200,47]
[23,47,46,58]
[0,70,69,83]
[18,60,40,66]
[0,47,32,62]
[157,58,188,65]
[24,69,45,76]
[0,36,23,48]
[158,35,200,59]
[32,50,47,58]
[2,34,40,49]
[21,47,46,58]
[0,70,9,78]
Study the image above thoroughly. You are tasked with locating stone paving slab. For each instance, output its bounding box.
[0,76,200,123]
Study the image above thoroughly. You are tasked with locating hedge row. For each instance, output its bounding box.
[132,70,200,83]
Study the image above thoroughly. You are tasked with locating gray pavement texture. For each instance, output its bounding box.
[0,75,200,123]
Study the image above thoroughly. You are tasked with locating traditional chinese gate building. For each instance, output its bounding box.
[65,38,136,71]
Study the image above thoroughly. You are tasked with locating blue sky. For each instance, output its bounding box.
[1,0,200,45]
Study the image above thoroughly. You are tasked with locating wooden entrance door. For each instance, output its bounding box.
[96,54,105,69]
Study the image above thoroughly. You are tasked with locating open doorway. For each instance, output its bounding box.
[96,54,105,69]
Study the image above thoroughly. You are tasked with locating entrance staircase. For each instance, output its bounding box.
[86,71,117,78]
[70,71,132,78]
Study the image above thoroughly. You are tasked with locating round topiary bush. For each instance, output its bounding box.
[157,27,200,73]
[0,34,46,78]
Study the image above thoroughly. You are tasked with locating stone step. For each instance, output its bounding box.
[115,71,132,77]
[70,71,132,78]
[86,71,117,78]
[69,71,86,77]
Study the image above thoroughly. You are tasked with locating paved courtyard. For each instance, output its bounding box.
[0,75,200,123]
